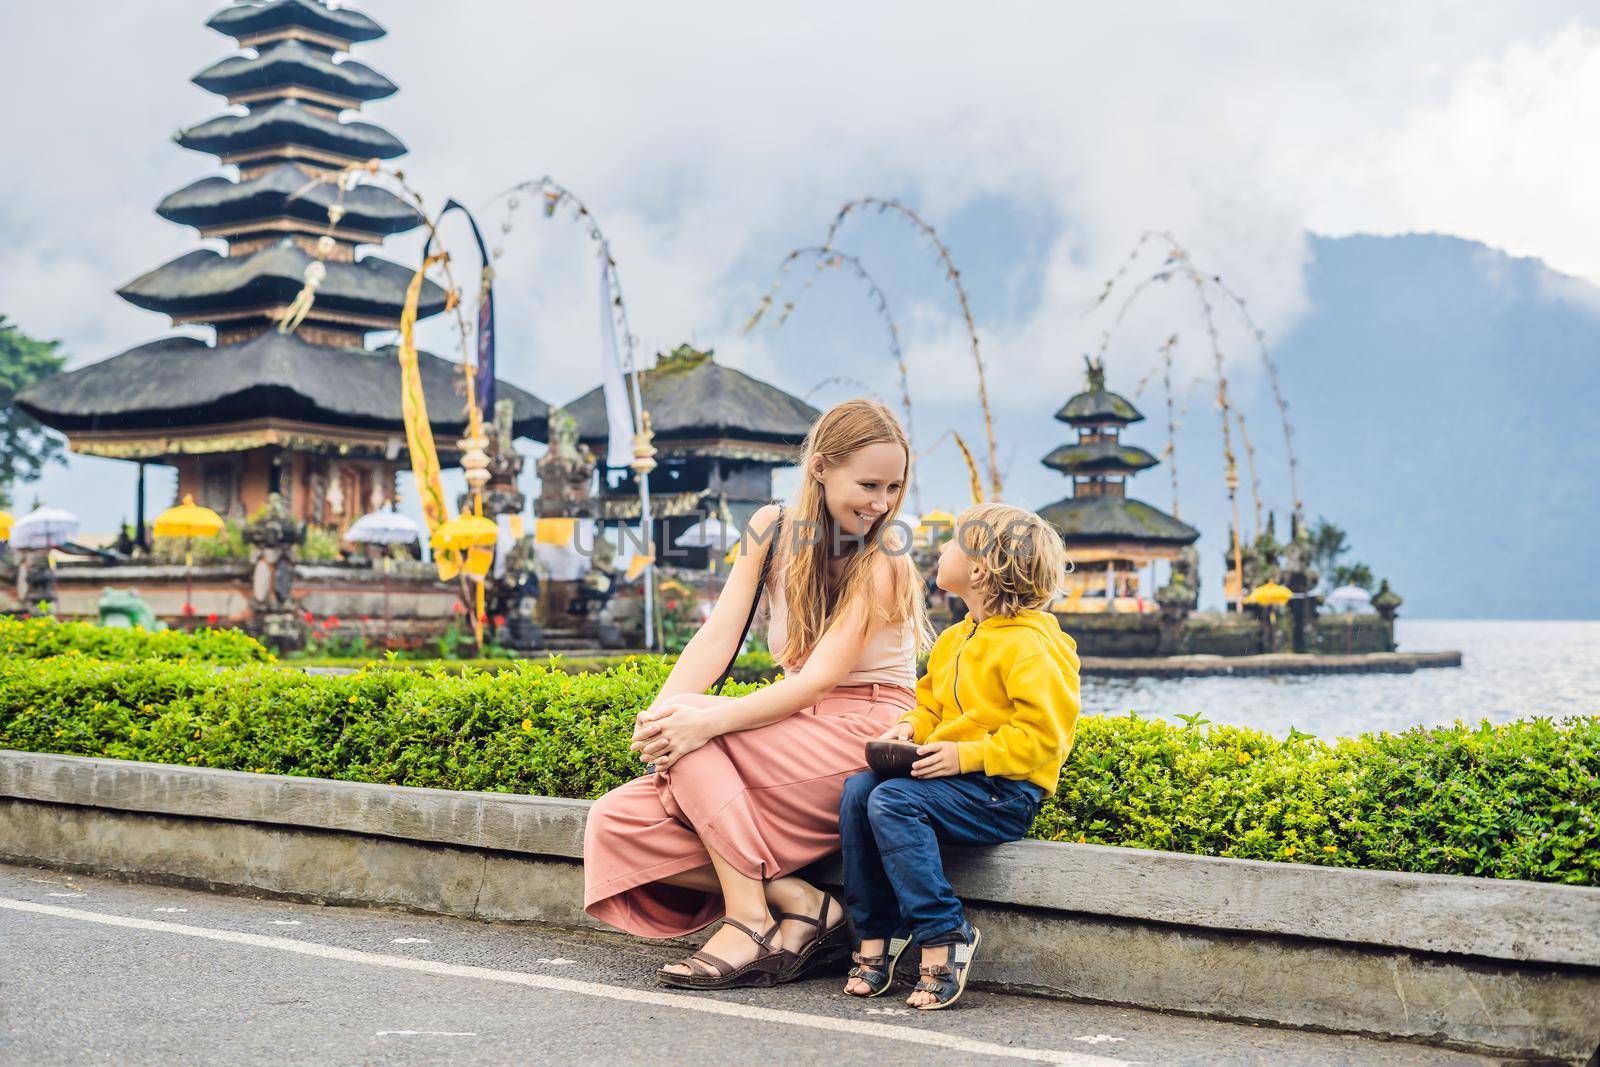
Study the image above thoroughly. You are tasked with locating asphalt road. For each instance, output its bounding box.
[0,861,1505,1066]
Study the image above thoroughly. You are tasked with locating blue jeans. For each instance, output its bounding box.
[838,770,1046,945]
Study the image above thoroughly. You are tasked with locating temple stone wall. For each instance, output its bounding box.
[1053,611,1396,658]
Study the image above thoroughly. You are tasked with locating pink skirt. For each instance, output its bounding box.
[582,682,916,938]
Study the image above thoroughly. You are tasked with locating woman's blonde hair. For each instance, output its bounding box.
[774,399,933,667]
[955,503,1071,617]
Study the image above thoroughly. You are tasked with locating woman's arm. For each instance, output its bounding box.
[642,503,782,715]
[635,555,900,768]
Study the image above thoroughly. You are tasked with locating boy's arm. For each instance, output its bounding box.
[955,650,1080,777]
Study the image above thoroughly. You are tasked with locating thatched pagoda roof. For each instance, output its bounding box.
[207,0,386,46]
[193,40,397,102]
[16,331,546,442]
[118,243,445,322]
[1038,495,1199,546]
[1042,439,1160,476]
[566,345,819,462]
[1055,357,1144,426]
[158,165,421,236]
[177,101,405,162]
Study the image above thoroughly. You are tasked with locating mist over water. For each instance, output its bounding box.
[1080,620,1600,739]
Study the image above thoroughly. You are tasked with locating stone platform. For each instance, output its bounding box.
[1080,649,1463,678]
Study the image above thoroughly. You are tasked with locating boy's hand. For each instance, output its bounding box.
[910,741,960,778]
[876,721,914,742]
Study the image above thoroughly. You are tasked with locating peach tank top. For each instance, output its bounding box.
[762,555,917,690]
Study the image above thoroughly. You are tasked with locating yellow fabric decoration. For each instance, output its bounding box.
[398,253,451,576]
[535,517,578,546]
[952,432,985,504]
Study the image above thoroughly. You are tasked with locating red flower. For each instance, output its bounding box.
[361,615,371,624]
[666,599,678,610]
[492,614,506,627]
[478,610,488,623]
[181,603,196,617]
[302,611,315,624]
[451,601,467,615]
[206,613,219,625]
[326,615,341,628]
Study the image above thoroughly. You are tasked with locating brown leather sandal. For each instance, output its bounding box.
[774,892,850,984]
[655,916,786,990]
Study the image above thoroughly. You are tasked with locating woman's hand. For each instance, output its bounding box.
[910,741,960,778]
[876,720,914,742]
[630,701,719,771]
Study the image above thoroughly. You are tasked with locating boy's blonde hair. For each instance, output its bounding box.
[954,503,1071,617]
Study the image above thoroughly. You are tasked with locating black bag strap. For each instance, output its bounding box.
[712,505,783,694]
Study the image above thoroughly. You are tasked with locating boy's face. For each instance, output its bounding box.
[934,531,982,601]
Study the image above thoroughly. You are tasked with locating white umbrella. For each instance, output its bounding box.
[346,510,422,546]
[10,506,79,550]
[345,510,422,645]
[674,518,741,552]
[1325,584,1373,615]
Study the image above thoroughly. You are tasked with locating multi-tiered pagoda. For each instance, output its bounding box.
[18,0,546,536]
[1039,358,1199,607]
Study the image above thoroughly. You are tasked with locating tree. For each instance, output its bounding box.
[1307,516,1349,576]
[0,316,67,509]
[1331,561,1375,591]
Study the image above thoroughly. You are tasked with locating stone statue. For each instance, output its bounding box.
[535,406,598,519]
[243,492,305,651]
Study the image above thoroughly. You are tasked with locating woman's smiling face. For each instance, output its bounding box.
[812,441,907,539]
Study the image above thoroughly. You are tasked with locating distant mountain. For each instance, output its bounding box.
[1254,233,1597,619]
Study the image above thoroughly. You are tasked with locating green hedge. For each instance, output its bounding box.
[0,652,1594,886]
[0,617,273,666]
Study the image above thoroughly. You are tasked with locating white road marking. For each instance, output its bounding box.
[865,1007,911,1016]
[391,937,431,944]
[47,892,85,897]
[534,957,575,966]
[0,897,1127,1066]
[375,1030,477,1037]
[1075,1036,1125,1045]
[268,920,302,925]
[154,907,188,914]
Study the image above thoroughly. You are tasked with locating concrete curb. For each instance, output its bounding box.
[3,749,1597,1062]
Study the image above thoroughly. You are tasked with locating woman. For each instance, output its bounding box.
[583,399,933,989]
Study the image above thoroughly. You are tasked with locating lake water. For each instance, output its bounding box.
[1081,619,1600,739]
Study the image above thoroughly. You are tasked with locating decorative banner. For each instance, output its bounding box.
[398,252,453,578]
[432,199,496,420]
[598,249,636,470]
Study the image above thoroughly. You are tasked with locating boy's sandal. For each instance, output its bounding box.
[910,925,982,1010]
[844,934,913,997]
[774,892,850,984]
[656,917,785,990]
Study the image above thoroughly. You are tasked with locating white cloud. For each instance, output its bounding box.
[3,1,1596,529]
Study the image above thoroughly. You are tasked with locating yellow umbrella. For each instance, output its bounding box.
[433,512,498,552]
[153,495,224,540]
[1244,582,1292,607]
[153,494,224,620]
[916,509,958,547]
[0,510,13,542]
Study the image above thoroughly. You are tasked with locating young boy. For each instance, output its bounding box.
[837,503,1080,1010]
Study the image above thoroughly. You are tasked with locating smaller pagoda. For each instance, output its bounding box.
[1039,358,1199,609]
[565,344,820,568]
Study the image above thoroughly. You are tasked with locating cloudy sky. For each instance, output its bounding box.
[5,2,1597,565]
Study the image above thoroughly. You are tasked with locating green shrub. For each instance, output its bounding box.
[1036,713,1599,884]
[0,616,273,666]
[1,651,1593,886]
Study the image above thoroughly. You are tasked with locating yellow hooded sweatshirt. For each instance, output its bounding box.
[898,608,1081,794]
